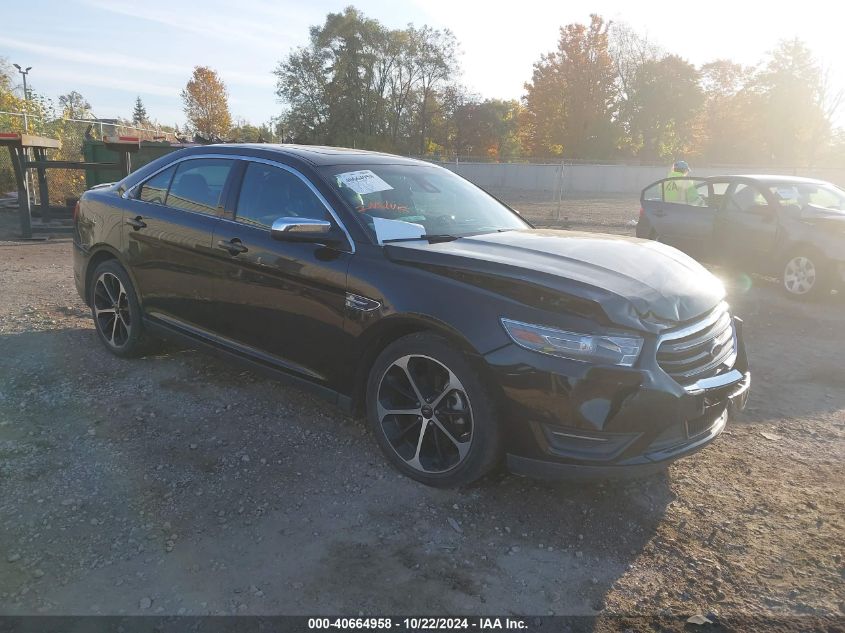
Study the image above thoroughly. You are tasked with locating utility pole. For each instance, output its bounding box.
[13,64,32,132]
[13,64,37,215]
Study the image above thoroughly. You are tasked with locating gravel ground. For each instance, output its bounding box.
[0,200,843,630]
[494,190,640,234]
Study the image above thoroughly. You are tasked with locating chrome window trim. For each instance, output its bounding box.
[123,153,355,253]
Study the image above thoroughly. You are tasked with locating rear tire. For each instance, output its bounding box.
[781,249,832,300]
[366,333,502,487]
[89,260,152,357]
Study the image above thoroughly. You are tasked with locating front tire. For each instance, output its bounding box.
[782,250,832,299]
[365,333,502,487]
[89,260,150,357]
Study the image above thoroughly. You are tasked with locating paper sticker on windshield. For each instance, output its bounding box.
[337,170,394,195]
[372,217,424,245]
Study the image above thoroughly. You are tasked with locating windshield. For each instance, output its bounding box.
[768,182,845,212]
[320,163,529,242]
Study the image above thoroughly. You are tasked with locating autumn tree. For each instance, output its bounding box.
[0,58,27,120]
[181,66,232,138]
[132,96,148,125]
[523,15,619,159]
[445,92,524,159]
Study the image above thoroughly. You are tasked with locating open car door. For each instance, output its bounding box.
[640,178,717,260]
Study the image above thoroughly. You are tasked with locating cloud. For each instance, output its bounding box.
[0,35,275,89]
[34,67,179,98]
[0,36,187,74]
[80,0,307,54]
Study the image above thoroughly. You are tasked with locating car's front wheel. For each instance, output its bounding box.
[782,250,832,299]
[366,333,502,487]
[89,259,150,357]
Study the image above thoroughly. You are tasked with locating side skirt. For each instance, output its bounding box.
[144,317,353,413]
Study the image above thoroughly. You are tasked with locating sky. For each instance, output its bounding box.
[2,0,844,128]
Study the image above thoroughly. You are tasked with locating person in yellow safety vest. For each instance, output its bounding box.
[664,160,704,205]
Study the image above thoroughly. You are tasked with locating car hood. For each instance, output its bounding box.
[384,229,726,334]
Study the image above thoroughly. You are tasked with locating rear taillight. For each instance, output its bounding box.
[73,200,80,223]
[639,206,645,218]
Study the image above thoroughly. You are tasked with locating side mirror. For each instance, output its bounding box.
[270,217,334,242]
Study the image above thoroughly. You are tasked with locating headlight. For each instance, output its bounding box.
[501,318,643,367]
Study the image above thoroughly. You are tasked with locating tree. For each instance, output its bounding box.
[698,60,757,163]
[623,55,704,161]
[0,57,25,116]
[181,66,232,138]
[59,91,91,119]
[444,92,524,159]
[609,22,662,102]
[276,46,331,143]
[523,15,619,158]
[229,120,274,142]
[132,96,148,126]
[609,22,662,155]
[274,7,459,153]
[411,25,458,154]
[752,39,833,166]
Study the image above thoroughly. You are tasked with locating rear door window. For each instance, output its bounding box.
[663,178,708,206]
[166,159,234,215]
[708,181,731,209]
[643,182,663,202]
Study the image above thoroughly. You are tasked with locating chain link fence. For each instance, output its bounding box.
[0,111,176,207]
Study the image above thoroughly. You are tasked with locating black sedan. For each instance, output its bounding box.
[636,174,845,298]
[73,144,749,487]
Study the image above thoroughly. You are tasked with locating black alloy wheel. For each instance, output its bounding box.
[366,333,501,487]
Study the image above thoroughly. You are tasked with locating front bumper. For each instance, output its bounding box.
[485,317,750,479]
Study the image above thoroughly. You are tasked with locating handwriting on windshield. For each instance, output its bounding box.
[357,201,408,213]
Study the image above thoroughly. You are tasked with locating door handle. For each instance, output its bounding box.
[125,216,147,230]
[216,238,248,256]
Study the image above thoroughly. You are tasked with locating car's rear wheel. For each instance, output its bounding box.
[366,333,501,487]
[782,250,832,299]
[90,260,150,357]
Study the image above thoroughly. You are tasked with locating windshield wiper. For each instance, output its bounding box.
[383,234,460,244]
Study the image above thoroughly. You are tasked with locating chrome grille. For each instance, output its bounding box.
[657,303,737,386]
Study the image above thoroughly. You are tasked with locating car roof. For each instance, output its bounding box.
[195,143,427,167]
[706,174,831,186]
[116,143,440,194]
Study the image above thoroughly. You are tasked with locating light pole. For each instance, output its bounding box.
[13,64,32,132]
